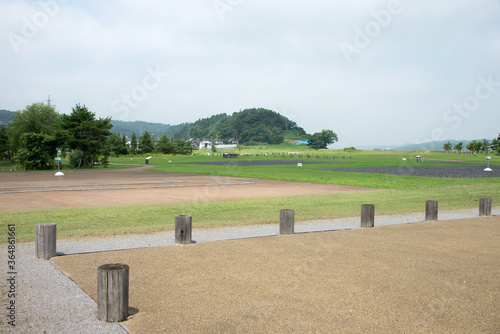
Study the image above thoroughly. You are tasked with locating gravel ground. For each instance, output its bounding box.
[2,207,499,333]
[320,166,500,178]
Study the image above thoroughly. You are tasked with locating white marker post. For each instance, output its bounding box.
[484,156,492,172]
[55,148,64,176]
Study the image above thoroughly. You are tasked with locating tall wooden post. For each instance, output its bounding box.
[479,198,492,217]
[279,209,295,235]
[35,223,56,259]
[361,204,375,228]
[175,215,192,244]
[97,264,129,322]
[425,201,438,221]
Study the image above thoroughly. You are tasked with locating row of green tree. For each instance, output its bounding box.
[0,103,192,170]
[443,136,500,155]
[174,108,308,145]
[107,130,192,157]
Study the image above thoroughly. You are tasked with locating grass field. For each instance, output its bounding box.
[1,149,499,242]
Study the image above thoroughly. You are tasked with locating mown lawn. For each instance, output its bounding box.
[1,150,498,242]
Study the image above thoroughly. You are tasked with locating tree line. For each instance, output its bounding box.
[0,103,192,170]
[442,136,500,155]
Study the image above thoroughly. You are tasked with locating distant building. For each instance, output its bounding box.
[198,140,212,150]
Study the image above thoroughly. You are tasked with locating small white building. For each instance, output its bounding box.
[198,140,212,150]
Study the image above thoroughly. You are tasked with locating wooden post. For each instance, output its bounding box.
[425,201,438,221]
[279,209,294,235]
[479,197,492,217]
[35,223,56,259]
[175,215,192,244]
[97,263,129,322]
[361,204,375,228]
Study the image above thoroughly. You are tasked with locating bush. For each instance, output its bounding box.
[69,149,84,168]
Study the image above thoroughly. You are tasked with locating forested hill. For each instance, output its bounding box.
[0,110,16,124]
[173,108,307,144]
[110,120,184,139]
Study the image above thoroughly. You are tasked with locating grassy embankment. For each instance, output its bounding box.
[1,146,499,242]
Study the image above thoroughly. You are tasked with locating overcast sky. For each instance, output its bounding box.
[1,0,499,148]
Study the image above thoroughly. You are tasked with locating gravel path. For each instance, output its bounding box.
[2,207,499,333]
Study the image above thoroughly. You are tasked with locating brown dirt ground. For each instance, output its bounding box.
[52,216,500,333]
[0,166,371,212]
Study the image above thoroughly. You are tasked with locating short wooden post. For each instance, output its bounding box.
[479,197,492,217]
[97,264,129,322]
[175,215,192,244]
[425,201,438,221]
[35,223,56,259]
[361,204,375,228]
[279,209,294,235]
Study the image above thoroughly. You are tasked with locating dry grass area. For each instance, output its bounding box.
[52,217,500,333]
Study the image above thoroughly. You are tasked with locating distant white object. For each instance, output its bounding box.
[402,158,407,161]
[147,156,153,160]
[297,163,302,167]
[131,158,133,160]
[169,160,172,163]
[485,156,492,171]
[55,172,64,176]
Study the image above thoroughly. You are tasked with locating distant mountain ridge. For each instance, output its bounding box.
[1,107,484,149]
[0,108,182,138]
[0,109,16,124]
[110,120,184,139]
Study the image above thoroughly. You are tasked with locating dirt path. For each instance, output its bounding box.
[52,216,500,333]
[0,166,371,212]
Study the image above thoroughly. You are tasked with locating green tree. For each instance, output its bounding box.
[443,142,452,153]
[138,130,155,153]
[108,132,128,156]
[491,134,500,155]
[466,140,482,154]
[453,142,464,154]
[16,133,57,170]
[62,104,112,167]
[174,140,193,155]
[130,132,138,155]
[0,126,12,159]
[482,139,491,155]
[156,134,175,154]
[7,102,61,155]
[308,130,338,149]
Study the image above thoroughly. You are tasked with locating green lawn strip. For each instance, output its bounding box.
[3,182,498,243]
[145,162,498,190]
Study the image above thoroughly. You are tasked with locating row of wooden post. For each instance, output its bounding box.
[35,197,493,322]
